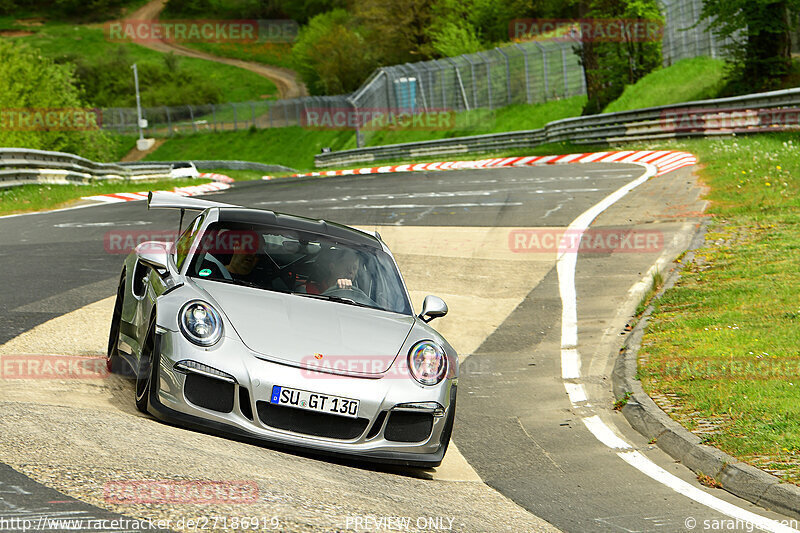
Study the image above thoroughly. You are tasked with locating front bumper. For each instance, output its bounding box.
[146,330,456,467]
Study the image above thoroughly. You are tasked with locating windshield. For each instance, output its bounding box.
[186,221,412,315]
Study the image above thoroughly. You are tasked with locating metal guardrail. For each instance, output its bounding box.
[0,148,175,188]
[120,160,296,173]
[315,87,800,167]
[0,148,297,188]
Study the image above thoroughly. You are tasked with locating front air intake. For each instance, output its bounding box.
[184,373,234,413]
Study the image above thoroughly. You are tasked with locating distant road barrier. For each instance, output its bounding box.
[0,149,295,188]
[314,87,800,168]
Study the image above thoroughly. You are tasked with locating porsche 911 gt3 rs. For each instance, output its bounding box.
[107,192,457,467]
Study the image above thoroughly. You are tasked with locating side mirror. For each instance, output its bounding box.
[136,241,170,274]
[418,295,448,323]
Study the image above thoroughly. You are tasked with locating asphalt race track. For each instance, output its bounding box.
[0,163,796,532]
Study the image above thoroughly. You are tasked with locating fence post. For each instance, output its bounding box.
[447,58,469,111]
[212,104,217,131]
[251,101,256,128]
[477,52,493,110]
[233,103,238,131]
[188,105,196,133]
[384,68,393,112]
[561,46,569,96]
[463,55,478,109]
[515,43,532,104]
[535,43,549,101]
[164,106,171,136]
[495,47,512,105]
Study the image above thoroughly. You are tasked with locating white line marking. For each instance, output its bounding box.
[561,348,581,379]
[618,451,798,533]
[564,382,588,403]
[326,202,524,210]
[583,416,632,450]
[556,163,797,532]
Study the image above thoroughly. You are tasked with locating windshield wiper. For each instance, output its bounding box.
[293,292,372,308]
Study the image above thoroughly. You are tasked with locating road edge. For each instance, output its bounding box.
[611,218,800,520]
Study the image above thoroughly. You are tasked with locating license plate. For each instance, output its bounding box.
[270,386,359,419]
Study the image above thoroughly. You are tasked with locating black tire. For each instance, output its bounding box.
[135,318,157,414]
[438,396,457,459]
[106,274,126,375]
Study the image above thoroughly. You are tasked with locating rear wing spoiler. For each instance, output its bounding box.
[147,191,239,212]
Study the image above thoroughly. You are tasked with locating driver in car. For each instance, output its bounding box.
[225,242,261,281]
[306,248,360,295]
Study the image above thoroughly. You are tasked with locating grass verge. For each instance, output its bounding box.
[143,97,588,171]
[603,57,727,113]
[0,177,211,216]
[628,133,800,484]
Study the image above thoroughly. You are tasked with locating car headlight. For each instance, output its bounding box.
[408,341,447,386]
[179,301,223,346]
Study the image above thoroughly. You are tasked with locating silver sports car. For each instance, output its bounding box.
[107,192,457,467]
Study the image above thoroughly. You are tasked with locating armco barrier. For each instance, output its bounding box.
[0,148,172,188]
[315,87,800,168]
[120,160,296,173]
[0,149,296,188]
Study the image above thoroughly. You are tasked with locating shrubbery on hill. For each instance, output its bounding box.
[0,39,116,160]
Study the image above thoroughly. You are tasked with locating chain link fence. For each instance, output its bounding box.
[102,96,350,137]
[660,0,738,65]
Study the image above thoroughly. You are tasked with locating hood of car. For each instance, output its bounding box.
[193,280,415,374]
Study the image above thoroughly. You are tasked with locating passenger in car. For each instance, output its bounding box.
[306,248,360,294]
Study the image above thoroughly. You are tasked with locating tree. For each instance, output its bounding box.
[291,10,378,95]
[354,0,435,64]
[700,0,799,90]
[578,0,663,114]
[0,39,115,160]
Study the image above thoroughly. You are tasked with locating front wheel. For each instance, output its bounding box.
[135,318,158,414]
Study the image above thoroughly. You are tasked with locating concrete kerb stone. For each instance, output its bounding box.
[611,218,800,520]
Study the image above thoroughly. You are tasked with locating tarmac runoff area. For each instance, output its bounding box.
[0,225,559,532]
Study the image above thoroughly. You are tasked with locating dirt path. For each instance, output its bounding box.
[125,0,308,99]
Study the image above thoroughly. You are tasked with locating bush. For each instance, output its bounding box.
[0,39,116,160]
[60,48,223,107]
[291,9,378,95]
[0,0,137,20]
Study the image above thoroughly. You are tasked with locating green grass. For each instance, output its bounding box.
[604,57,727,113]
[630,133,800,484]
[144,127,356,170]
[0,177,212,216]
[362,97,586,146]
[144,97,588,171]
[12,23,278,105]
[183,41,295,70]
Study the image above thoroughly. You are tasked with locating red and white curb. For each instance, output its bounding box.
[82,181,232,204]
[292,150,697,178]
[198,172,234,184]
